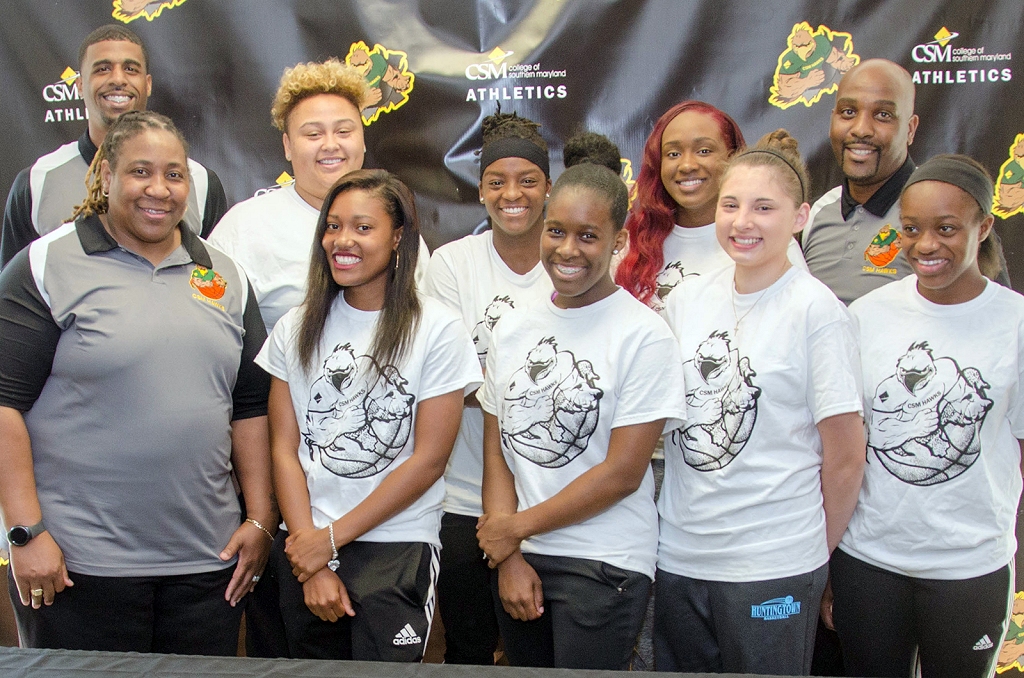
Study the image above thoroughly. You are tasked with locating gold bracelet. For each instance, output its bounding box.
[245,518,274,542]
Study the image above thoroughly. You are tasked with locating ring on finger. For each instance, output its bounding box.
[30,588,44,598]
[251,575,261,583]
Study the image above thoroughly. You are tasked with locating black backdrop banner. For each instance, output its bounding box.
[2,0,1024,669]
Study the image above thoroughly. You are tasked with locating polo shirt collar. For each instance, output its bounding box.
[79,130,99,166]
[840,156,916,220]
[75,213,213,267]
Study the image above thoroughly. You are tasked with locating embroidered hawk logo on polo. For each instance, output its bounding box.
[189,266,227,300]
[864,224,902,270]
[501,337,603,468]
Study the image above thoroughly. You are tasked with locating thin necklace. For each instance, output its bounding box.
[731,283,769,338]
[731,264,791,336]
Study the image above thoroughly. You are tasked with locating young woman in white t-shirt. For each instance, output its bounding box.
[656,131,866,675]
[255,170,480,661]
[476,162,687,670]
[422,111,553,665]
[209,59,429,337]
[614,100,746,313]
[830,155,1022,678]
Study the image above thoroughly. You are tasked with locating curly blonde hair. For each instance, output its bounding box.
[271,58,369,131]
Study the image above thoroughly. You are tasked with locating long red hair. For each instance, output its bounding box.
[615,101,744,304]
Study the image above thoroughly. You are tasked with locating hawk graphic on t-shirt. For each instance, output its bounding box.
[501,337,602,468]
[671,331,760,471]
[472,295,515,367]
[653,262,696,310]
[304,343,416,478]
[870,342,991,486]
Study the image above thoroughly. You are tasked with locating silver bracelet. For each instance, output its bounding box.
[327,523,340,572]
[245,518,274,542]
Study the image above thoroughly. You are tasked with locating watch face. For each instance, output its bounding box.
[7,526,30,547]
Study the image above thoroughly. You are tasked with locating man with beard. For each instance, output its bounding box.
[1,24,226,267]
[801,59,919,305]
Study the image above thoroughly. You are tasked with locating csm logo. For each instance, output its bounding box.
[912,27,959,63]
[466,62,509,80]
[466,47,513,80]
[42,68,83,102]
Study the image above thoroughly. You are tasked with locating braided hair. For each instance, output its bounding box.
[481,110,547,150]
[72,110,189,220]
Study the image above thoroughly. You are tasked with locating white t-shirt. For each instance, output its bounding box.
[611,222,807,313]
[478,289,687,579]
[843,276,1024,579]
[422,231,554,516]
[659,266,862,582]
[209,183,432,334]
[255,294,482,546]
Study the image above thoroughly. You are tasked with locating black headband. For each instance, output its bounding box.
[742,149,805,203]
[479,137,550,179]
[903,156,993,215]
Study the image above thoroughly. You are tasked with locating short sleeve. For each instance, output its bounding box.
[418,310,483,401]
[611,333,687,433]
[478,325,500,415]
[806,310,864,424]
[415,236,431,290]
[787,238,808,272]
[1009,321,1024,439]
[0,248,61,411]
[1,168,36,268]
[201,169,229,238]
[255,306,298,383]
[421,248,461,313]
[205,209,238,258]
[231,281,270,420]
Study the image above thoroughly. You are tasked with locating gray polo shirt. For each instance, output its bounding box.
[0,215,268,576]
[802,159,915,305]
[1,131,227,268]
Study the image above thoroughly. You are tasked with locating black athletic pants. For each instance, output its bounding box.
[9,565,241,655]
[437,511,499,664]
[830,547,1012,678]
[274,530,438,662]
[492,552,650,670]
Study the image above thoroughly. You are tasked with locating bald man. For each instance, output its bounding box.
[802,59,919,305]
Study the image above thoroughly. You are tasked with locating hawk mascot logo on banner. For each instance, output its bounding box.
[769,22,859,109]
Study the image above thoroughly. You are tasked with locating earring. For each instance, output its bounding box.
[612,249,619,255]
[102,188,109,198]
[479,197,484,204]
[394,250,400,271]
[545,193,550,198]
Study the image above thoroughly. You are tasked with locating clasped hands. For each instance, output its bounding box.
[285,526,354,622]
[477,512,544,621]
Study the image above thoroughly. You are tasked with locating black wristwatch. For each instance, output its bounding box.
[6,520,46,547]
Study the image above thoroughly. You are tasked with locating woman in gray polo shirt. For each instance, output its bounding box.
[0,111,273,655]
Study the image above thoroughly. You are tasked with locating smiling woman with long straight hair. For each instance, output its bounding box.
[256,169,480,662]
